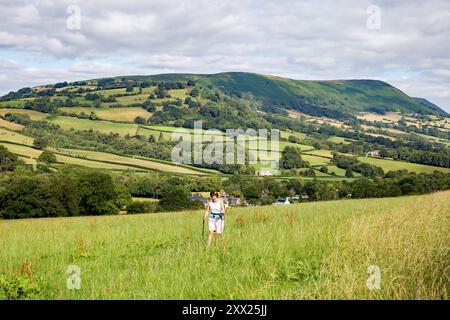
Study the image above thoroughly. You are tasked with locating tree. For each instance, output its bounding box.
[0,145,18,172]
[37,150,57,164]
[379,148,389,158]
[78,172,119,215]
[0,174,80,219]
[155,85,168,99]
[189,88,200,97]
[280,146,307,169]
[127,201,157,214]
[148,135,156,143]
[89,112,97,120]
[345,166,353,178]
[286,177,304,195]
[114,185,132,209]
[125,85,134,93]
[33,136,49,150]
[143,101,155,112]
[288,135,300,144]
[265,179,284,198]
[320,166,329,173]
[134,116,147,124]
[158,132,164,141]
[158,184,193,211]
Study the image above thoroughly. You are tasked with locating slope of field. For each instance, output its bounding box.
[0,108,48,121]
[0,128,33,145]
[49,116,139,136]
[358,156,450,174]
[1,191,448,299]
[52,148,210,175]
[0,142,138,171]
[196,73,447,116]
[0,118,24,130]
[59,107,152,123]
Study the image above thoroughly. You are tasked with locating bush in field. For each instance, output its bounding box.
[37,150,57,164]
[134,116,147,124]
[280,146,308,169]
[114,185,132,210]
[78,172,120,216]
[32,136,49,150]
[127,201,158,214]
[0,275,41,300]
[158,184,195,212]
[0,145,18,172]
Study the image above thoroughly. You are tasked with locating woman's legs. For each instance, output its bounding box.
[207,219,224,246]
[207,230,214,246]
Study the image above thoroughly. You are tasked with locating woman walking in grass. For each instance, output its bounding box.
[203,191,226,246]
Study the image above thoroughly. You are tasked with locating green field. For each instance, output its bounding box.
[52,148,210,175]
[0,128,34,145]
[304,149,334,158]
[49,116,139,136]
[327,136,354,144]
[0,108,48,121]
[59,107,152,123]
[138,127,172,140]
[0,191,448,299]
[358,156,450,174]
[0,118,24,130]
[0,143,139,171]
[301,154,331,167]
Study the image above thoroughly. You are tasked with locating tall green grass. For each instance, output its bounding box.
[0,191,449,299]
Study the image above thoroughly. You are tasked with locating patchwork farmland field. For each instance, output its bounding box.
[59,107,152,123]
[0,128,33,145]
[0,142,139,171]
[52,148,210,175]
[358,156,450,174]
[49,116,139,136]
[0,108,48,121]
[0,118,23,130]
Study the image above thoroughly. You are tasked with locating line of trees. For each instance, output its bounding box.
[332,153,385,177]
[1,165,450,219]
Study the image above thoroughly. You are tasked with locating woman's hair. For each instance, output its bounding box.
[210,191,219,198]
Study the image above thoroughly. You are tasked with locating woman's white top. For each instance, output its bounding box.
[209,199,222,214]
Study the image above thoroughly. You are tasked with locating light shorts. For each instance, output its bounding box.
[208,218,224,234]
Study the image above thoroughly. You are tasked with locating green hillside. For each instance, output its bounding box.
[0,71,449,179]
[103,72,447,117]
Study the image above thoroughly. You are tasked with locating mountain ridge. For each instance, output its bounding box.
[2,71,448,118]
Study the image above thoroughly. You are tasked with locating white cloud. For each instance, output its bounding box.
[0,0,449,112]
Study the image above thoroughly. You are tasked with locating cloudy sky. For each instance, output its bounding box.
[1,0,450,112]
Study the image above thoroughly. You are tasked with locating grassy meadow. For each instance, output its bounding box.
[52,148,209,175]
[59,107,152,123]
[0,108,48,121]
[0,191,448,300]
[358,156,450,174]
[49,116,139,136]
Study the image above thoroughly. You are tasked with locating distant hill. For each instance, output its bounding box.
[100,72,448,118]
[1,72,447,120]
[413,97,447,115]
